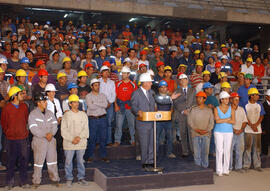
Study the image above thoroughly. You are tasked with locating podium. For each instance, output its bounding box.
[138,111,172,172]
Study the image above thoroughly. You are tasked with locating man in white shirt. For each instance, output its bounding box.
[241,57,254,75]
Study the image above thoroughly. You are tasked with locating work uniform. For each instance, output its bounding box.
[28,108,60,185]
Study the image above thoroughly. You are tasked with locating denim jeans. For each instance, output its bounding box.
[64,150,86,181]
[243,133,261,169]
[106,104,114,144]
[230,132,244,170]
[209,129,215,154]
[85,117,108,159]
[192,136,210,168]
[156,121,173,155]
[114,109,135,144]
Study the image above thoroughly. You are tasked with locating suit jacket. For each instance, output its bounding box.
[131,88,155,128]
[262,101,270,135]
[173,86,196,122]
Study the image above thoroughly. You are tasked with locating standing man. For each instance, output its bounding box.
[113,66,137,146]
[188,91,214,168]
[61,94,89,187]
[1,87,30,190]
[28,93,60,188]
[173,74,196,157]
[262,89,270,155]
[131,73,155,170]
[237,74,256,108]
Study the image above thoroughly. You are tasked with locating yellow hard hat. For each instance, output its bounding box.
[218,72,227,79]
[57,72,67,80]
[202,70,211,75]
[194,50,200,54]
[221,82,231,89]
[0,67,4,73]
[164,66,173,72]
[77,70,87,78]
[220,44,226,48]
[248,88,259,95]
[246,57,253,62]
[15,69,27,77]
[68,94,79,102]
[179,64,187,68]
[8,86,22,97]
[196,59,203,67]
[62,57,71,63]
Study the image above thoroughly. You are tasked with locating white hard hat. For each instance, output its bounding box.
[221,55,228,60]
[34,22,38,26]
[219,91,230,99]
[179,74,188,80]
[98,46,106,51]
[0,58,8,64]
[121,66,131,73]
[45,83,57,92]
[44,24,49,29]
[90,78,100,85]
[147,69,154,76]
[140,73,153,82]
[124,57,131,63]
[100,65,110,72]
[170,46,178,52]
[266,89,270,96]
[30,35,37,41]
[235,52,241,57]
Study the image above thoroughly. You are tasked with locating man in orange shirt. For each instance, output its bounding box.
[122,25,132,40]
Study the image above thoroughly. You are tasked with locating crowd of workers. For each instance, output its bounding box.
[0,16,270,190]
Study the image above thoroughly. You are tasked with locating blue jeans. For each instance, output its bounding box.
[64,150,85,181]
[106,104,114,144]
[86,117,108,158]
[192,136,210,168]
[156,121,173,155]
[114,109,135,143]
[230,132,244,170]
[210,129,215,154]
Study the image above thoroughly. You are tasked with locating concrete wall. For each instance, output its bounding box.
[0,0,270,24]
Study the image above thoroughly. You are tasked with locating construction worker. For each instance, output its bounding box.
[214,72,229,97]
[196,70,211,93]
[189,59,203,89]
[55,72,69,106]
[61,94,89,187]
[15,69,32,108]
[0,66,10,101]
[32,69,48,99]
[28,93,60,188]
[1,86,30,190]
[220,82,231,94]
[162,66,177,95]
[77,70,91,99]
[59,57,77,84]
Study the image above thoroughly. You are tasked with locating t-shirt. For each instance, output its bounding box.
[205,95,219,107]
[116,80,137,109]
[78,84,91,97]
[245,101,265,134]
[7,58,20,70]
[233,106,248,130]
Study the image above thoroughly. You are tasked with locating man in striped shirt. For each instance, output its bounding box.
[189,59,203,89]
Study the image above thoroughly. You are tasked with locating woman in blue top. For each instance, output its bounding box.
[214,91,235,176]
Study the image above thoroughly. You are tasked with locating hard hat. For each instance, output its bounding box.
[177,72,183,79]
[77,70,88,78]
[215,62,222,68]
[221,55,228,60]
[244,73,253,80]
[246,57,253,62]
[30,36,37,41]
[179,74,188,80]
[218,72,227,79]
[196,59,203,67]
[87,48,93,52]
[100,66,110,72]
[139,73,153,82]
[248,88,259,95]
[20,57,30,64]
[266,89,270,96]
[219,91,230,99]
[164,66,173,72]
[36,60,45,68]
[84,63,94,69]
[38,69,48,76]
[140,50,147,55]
[159,80,168,87]
[194,50,200,54]
[44,24,49,29]
[0,58,8,64]
[124,57,131,63]
[34,22,38,26]
[179,64,187,68]
[139,62,147,68]
[102,61,111,67]
[156,61,165,68]
[154,47,161,52]
[62,57,71,64]
[183,48,190,53]
[57,72,67,80]
[196,91,207,98]
[230,92,240,98]
[68,94,79,102]
[98,46,106,51]
[221,82,231,89]
[121,66,131,73]
[147,69,154,76]
[203,82,214,89]
[202,70,211,75]
[15,69,27,77]
[90,78,100,85]
[34,93,47,102]
[8,86,22,97]
[235,52,241,57]
[220,44,226,48]
[67,82,78,90]
[45,83,57,92]
[0,67,4,73]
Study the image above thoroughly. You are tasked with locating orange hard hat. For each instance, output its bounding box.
[196,91,207,98]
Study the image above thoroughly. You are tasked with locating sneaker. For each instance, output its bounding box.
[22,184,31,189]
[101,158,110,163]
[32,184,40,189]
[0,165,7,170]
[52,181,61,187]
[168,153,176,158]
[107,143,113,146]
[216,173,223,177]
[223,173,229,176]
[86,158,93,163]
[78,179,89,186]
[66,180,72,187]
[112,142,120,147]
[255,167,263,172]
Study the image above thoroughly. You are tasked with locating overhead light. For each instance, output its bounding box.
[129,18,136,22]
[64,14,68,18]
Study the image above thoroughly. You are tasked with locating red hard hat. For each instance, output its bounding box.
[215,62,222,68]
[156,61,165,68]
[102,61,111,67]
[230,92,240,98]
[196,91,207,98]
[38,69,48,76]
[36,60,45,68]
[140,50,147,55]
[177,72,184,79]
[84,63,94,69]
[154,47,161,53]
[115,48,122,52]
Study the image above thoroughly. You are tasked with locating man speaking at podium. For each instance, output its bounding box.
[131,73,155,170]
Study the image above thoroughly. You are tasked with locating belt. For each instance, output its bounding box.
[89,114,106,119]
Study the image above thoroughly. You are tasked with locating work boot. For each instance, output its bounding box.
[112,142,120,147]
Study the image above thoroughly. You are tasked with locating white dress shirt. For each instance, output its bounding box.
[99,77,116,104]
[47,98,63,119]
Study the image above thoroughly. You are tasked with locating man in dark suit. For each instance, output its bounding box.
[131,73,155,170]
[173,74,196,157]
[262,89,270,155]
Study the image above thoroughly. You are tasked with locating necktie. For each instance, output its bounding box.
[146,91,150,102]
[184,88,187,96]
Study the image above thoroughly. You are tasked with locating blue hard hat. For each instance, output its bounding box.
[25,17,30,20]
[125,25,130,28]
[90,32,96,35]
[46,21,51,25]
[20,57,30,64]
[159,80,168,87]
[203,82,214,89]
[34,31,41,34]
[67,82,78,90]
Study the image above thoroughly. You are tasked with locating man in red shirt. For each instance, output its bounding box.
[113,66,138,146]
[230,52,242,83]
[1,86,30,189]
[253,57,265,83]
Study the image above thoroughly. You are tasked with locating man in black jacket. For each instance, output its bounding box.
[262,89,270,155]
